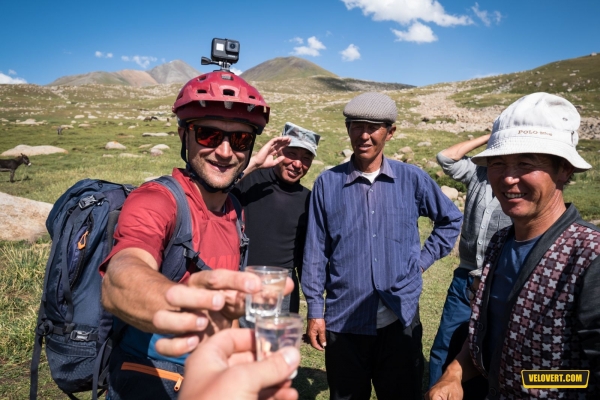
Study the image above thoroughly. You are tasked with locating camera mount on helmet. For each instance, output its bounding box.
[201,38,240,72]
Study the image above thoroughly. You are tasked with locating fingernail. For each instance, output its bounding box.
[280,347,300,367]
[288,369,298,380]
[187,336,199,349]
[212,294,224,308]
[322,342,327,348]
[196,316,208,329]
[245,278,257,292]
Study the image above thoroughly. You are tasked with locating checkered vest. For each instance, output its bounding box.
[469,220,600,399]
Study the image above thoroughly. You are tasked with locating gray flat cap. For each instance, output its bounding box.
[282,122,320,156]
[343,92,397,125]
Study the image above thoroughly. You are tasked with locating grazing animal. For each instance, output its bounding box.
[0,153,31,183]
[57,126,63,135]
[143,116,158,122]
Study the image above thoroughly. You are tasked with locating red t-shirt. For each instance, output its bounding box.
[100,168,241,277]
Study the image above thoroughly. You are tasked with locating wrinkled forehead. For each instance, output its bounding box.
[487,153,555,164]
[282,146,314,158]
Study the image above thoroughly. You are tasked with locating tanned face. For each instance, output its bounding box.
[179,119,255,190]
[274,146,314,185]
[347,121,394,173]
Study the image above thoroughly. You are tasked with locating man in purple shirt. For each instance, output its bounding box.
[302,92,463,400]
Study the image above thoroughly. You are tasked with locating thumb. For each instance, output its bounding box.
[250,347,300,389]
[318,328,327,348]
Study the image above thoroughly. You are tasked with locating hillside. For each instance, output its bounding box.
[48,59,199,87]
[241,56,337,81]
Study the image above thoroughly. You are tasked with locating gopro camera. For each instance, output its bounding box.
[201,38,240,72]
[211,38,240,63]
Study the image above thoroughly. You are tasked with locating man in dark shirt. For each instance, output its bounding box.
[232,122,320,314]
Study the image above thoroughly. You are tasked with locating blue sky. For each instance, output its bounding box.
[1,0,598,86]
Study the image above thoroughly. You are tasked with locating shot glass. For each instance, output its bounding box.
[255,313,304,379]
[244,266,288,323]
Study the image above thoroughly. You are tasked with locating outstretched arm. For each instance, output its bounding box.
[440,133,490,161]
[242,137,291,177]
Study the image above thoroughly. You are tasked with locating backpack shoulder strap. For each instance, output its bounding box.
[228,193,249,271]
[153,176,212,279]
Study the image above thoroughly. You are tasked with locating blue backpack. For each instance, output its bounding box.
[30,175,248,400]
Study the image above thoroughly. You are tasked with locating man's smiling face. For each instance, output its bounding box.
[274,146,314,185]
[487,153,572,224]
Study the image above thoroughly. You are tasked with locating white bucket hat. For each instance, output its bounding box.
[471,92,591,172]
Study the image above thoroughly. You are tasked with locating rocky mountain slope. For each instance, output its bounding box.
[48,60,199,87]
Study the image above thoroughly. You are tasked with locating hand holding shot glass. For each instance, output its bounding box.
[244,266,288,323]
[255,313,304,379]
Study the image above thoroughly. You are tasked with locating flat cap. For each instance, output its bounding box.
[343,92,397,125]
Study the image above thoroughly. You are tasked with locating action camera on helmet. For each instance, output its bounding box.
[201,38,240,72]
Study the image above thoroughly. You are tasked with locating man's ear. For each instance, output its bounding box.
[386,125,396,141]
[557,159,575,187]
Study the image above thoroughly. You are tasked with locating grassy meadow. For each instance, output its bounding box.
[1,55,600,399]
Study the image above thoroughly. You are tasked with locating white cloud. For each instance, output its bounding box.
[290,37,304,45]
[8,69,16,75]
[471,3,502,27]
[342,0,473,27]
[392,21,438,43]
[96,51,113,58]
[340,44,361,61]
[230,67,243,75]
[292,36,326,57]
[121,55,158,69]
[0,72,26,84]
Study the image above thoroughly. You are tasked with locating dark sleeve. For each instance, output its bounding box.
[577,258,600,386]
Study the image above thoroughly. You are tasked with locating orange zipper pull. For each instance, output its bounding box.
[78,231,89,250]
[174,376,183,392]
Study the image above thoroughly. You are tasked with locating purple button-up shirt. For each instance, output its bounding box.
[302,157,462,335]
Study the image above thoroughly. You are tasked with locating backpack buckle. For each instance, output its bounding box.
[70,330,92,342]
[79,195,98,209]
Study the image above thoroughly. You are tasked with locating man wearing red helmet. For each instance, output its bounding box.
[99,71,292,399]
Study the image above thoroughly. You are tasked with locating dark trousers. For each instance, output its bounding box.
[443,322,488,400]
[325,314,424,400]
[429,267,473,387]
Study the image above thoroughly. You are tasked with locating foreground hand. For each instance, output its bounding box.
[306,318,326,351]
[424,375,463,400]
[179,328,300,400]
[154,269,294,356]
[244,137,291,175]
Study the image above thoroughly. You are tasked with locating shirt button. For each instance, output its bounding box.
[486,210,490,214]
[374,258,377,262]
[489,388,497,396]
[369,189,373,192]
[477,256,482,260]
[371,210,375,214]
[373,234,376,238]
[478,240,482,245]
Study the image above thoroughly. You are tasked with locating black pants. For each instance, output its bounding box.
[443,321,488,400]
[325,314,424,400]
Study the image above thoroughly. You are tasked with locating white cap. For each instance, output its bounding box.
[471,92,591,172]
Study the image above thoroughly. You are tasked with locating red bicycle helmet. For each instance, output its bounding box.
[173,71,270,133]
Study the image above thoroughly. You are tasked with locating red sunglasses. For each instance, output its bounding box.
[189,124,255,152]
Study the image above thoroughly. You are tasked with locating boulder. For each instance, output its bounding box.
[417,141,432,147]
[78,123,92,128]
[1,144,67,156]
[341,149,353,157]
[105,141,126,150]
[119,153,143,158]
[74,115,85,119]
[0,192,52,242]
[142,132,169,137]
[441,185,459,200]
[150,148,163,157]
[152,144,170,150]
[399,146,413,153]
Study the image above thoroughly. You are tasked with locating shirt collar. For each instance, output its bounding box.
[345,155,396,185]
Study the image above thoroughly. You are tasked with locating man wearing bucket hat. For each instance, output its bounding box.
[426,92,600,399]
[232,122,320,317]
[302,92,462,399]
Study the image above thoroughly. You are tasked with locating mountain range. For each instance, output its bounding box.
[48,60,201,87]
[47,56,414,89]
